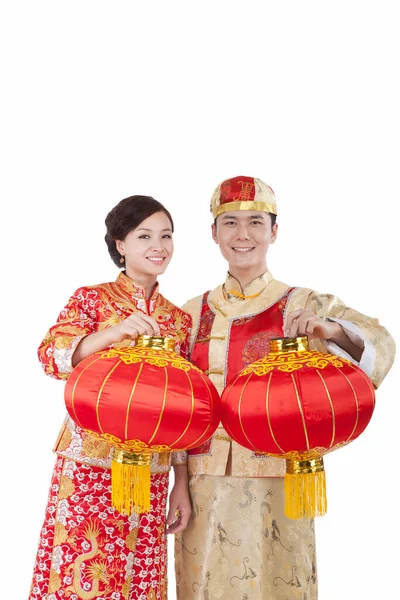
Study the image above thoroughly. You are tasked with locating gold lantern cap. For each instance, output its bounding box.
[135,335,175,352]
[270,336,309,353]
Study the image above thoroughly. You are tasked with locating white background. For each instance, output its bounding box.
[1,1,399,599]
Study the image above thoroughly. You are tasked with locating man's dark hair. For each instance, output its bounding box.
[105,195,174,267]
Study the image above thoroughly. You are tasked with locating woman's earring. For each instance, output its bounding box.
[120,255,125,264]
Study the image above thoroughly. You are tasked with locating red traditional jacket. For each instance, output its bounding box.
[38,271,192,470]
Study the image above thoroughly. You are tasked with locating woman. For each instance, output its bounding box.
[30,195,192,600]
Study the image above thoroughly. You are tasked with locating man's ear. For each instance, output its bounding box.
[211,223,219,244]
[270,223,278,244]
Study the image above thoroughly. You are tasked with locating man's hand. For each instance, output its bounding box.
[166,467,191,535]
[285,309,341,341]
[285,309,363,361]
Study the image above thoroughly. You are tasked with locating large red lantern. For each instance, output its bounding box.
[221,336,375,519]
[65,336,221,514]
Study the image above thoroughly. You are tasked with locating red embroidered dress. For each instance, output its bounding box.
[30,272,191,600]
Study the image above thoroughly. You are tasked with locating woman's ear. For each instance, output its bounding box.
[116,239,125,255]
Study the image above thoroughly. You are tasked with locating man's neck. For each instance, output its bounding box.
[228,265,268,292]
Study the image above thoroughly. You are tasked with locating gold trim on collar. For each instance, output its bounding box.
[225,288,263,300]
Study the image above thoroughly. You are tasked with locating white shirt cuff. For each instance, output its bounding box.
[323,318,375,378]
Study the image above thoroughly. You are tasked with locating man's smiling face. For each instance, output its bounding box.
[211,210,278,273]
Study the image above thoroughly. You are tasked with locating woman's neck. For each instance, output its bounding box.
[124,267,157,300]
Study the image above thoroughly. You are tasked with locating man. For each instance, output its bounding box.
[174,175,395,600]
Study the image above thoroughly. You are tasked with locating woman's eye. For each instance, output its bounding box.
[162,234,172,239]
[139,235,150,239]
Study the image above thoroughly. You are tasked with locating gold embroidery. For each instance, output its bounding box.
[125,527,139,551]
[66,521,109,600]
[54,522,68,546]
[54,327,86,349]
[99,347,202,373]
[48,569,62,593]
[53,423,72,453]
[59,475,75,500]
[84,430,177,453]
[122,577,132,599]
[81,433,112,459]
[241,350,348,376]
[157,452,170,466]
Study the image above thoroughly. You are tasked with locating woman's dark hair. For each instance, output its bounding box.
[105,195,174,267]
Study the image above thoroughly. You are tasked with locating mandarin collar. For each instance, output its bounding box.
[223,271,274,301]
[116,271,160,303]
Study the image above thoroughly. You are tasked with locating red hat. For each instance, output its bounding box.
[210,175,277,219]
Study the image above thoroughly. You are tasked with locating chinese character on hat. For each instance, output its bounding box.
[210,175,277,219]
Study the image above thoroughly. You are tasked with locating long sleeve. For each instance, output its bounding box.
[305,291,395,389]
[37,287,97,380]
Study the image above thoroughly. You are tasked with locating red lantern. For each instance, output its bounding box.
[65,336,221,514]
[221,336,375,519]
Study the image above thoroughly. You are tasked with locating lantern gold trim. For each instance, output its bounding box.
[112,449,152,515]
[271,336,327,520]
[111,335,174,515]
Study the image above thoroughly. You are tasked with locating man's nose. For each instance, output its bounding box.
[236,226,250,240]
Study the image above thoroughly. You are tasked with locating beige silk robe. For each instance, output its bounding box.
[175,271,395,600]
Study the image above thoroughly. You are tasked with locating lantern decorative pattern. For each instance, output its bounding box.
[221,336,375,519]
[65,335,221,514]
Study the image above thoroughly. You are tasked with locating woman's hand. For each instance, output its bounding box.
[166,466,191,535]
[72,312,160,367]
[112,312,161,343]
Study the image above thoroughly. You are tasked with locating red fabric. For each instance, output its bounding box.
[219,176,256,205]
[189,292,213,376]
[190,289,293,385]
[38,272,192,380]
[189,289,293,456]
[222,349,376,457]
[29,456,169,600]
[64,345,221,452]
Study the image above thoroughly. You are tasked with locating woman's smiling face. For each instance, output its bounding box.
[116,211,174,280]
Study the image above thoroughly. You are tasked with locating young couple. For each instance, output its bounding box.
[30,176,395,600]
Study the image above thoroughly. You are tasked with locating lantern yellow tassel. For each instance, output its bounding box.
[111,449,152,515]
[284,457,327,519]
